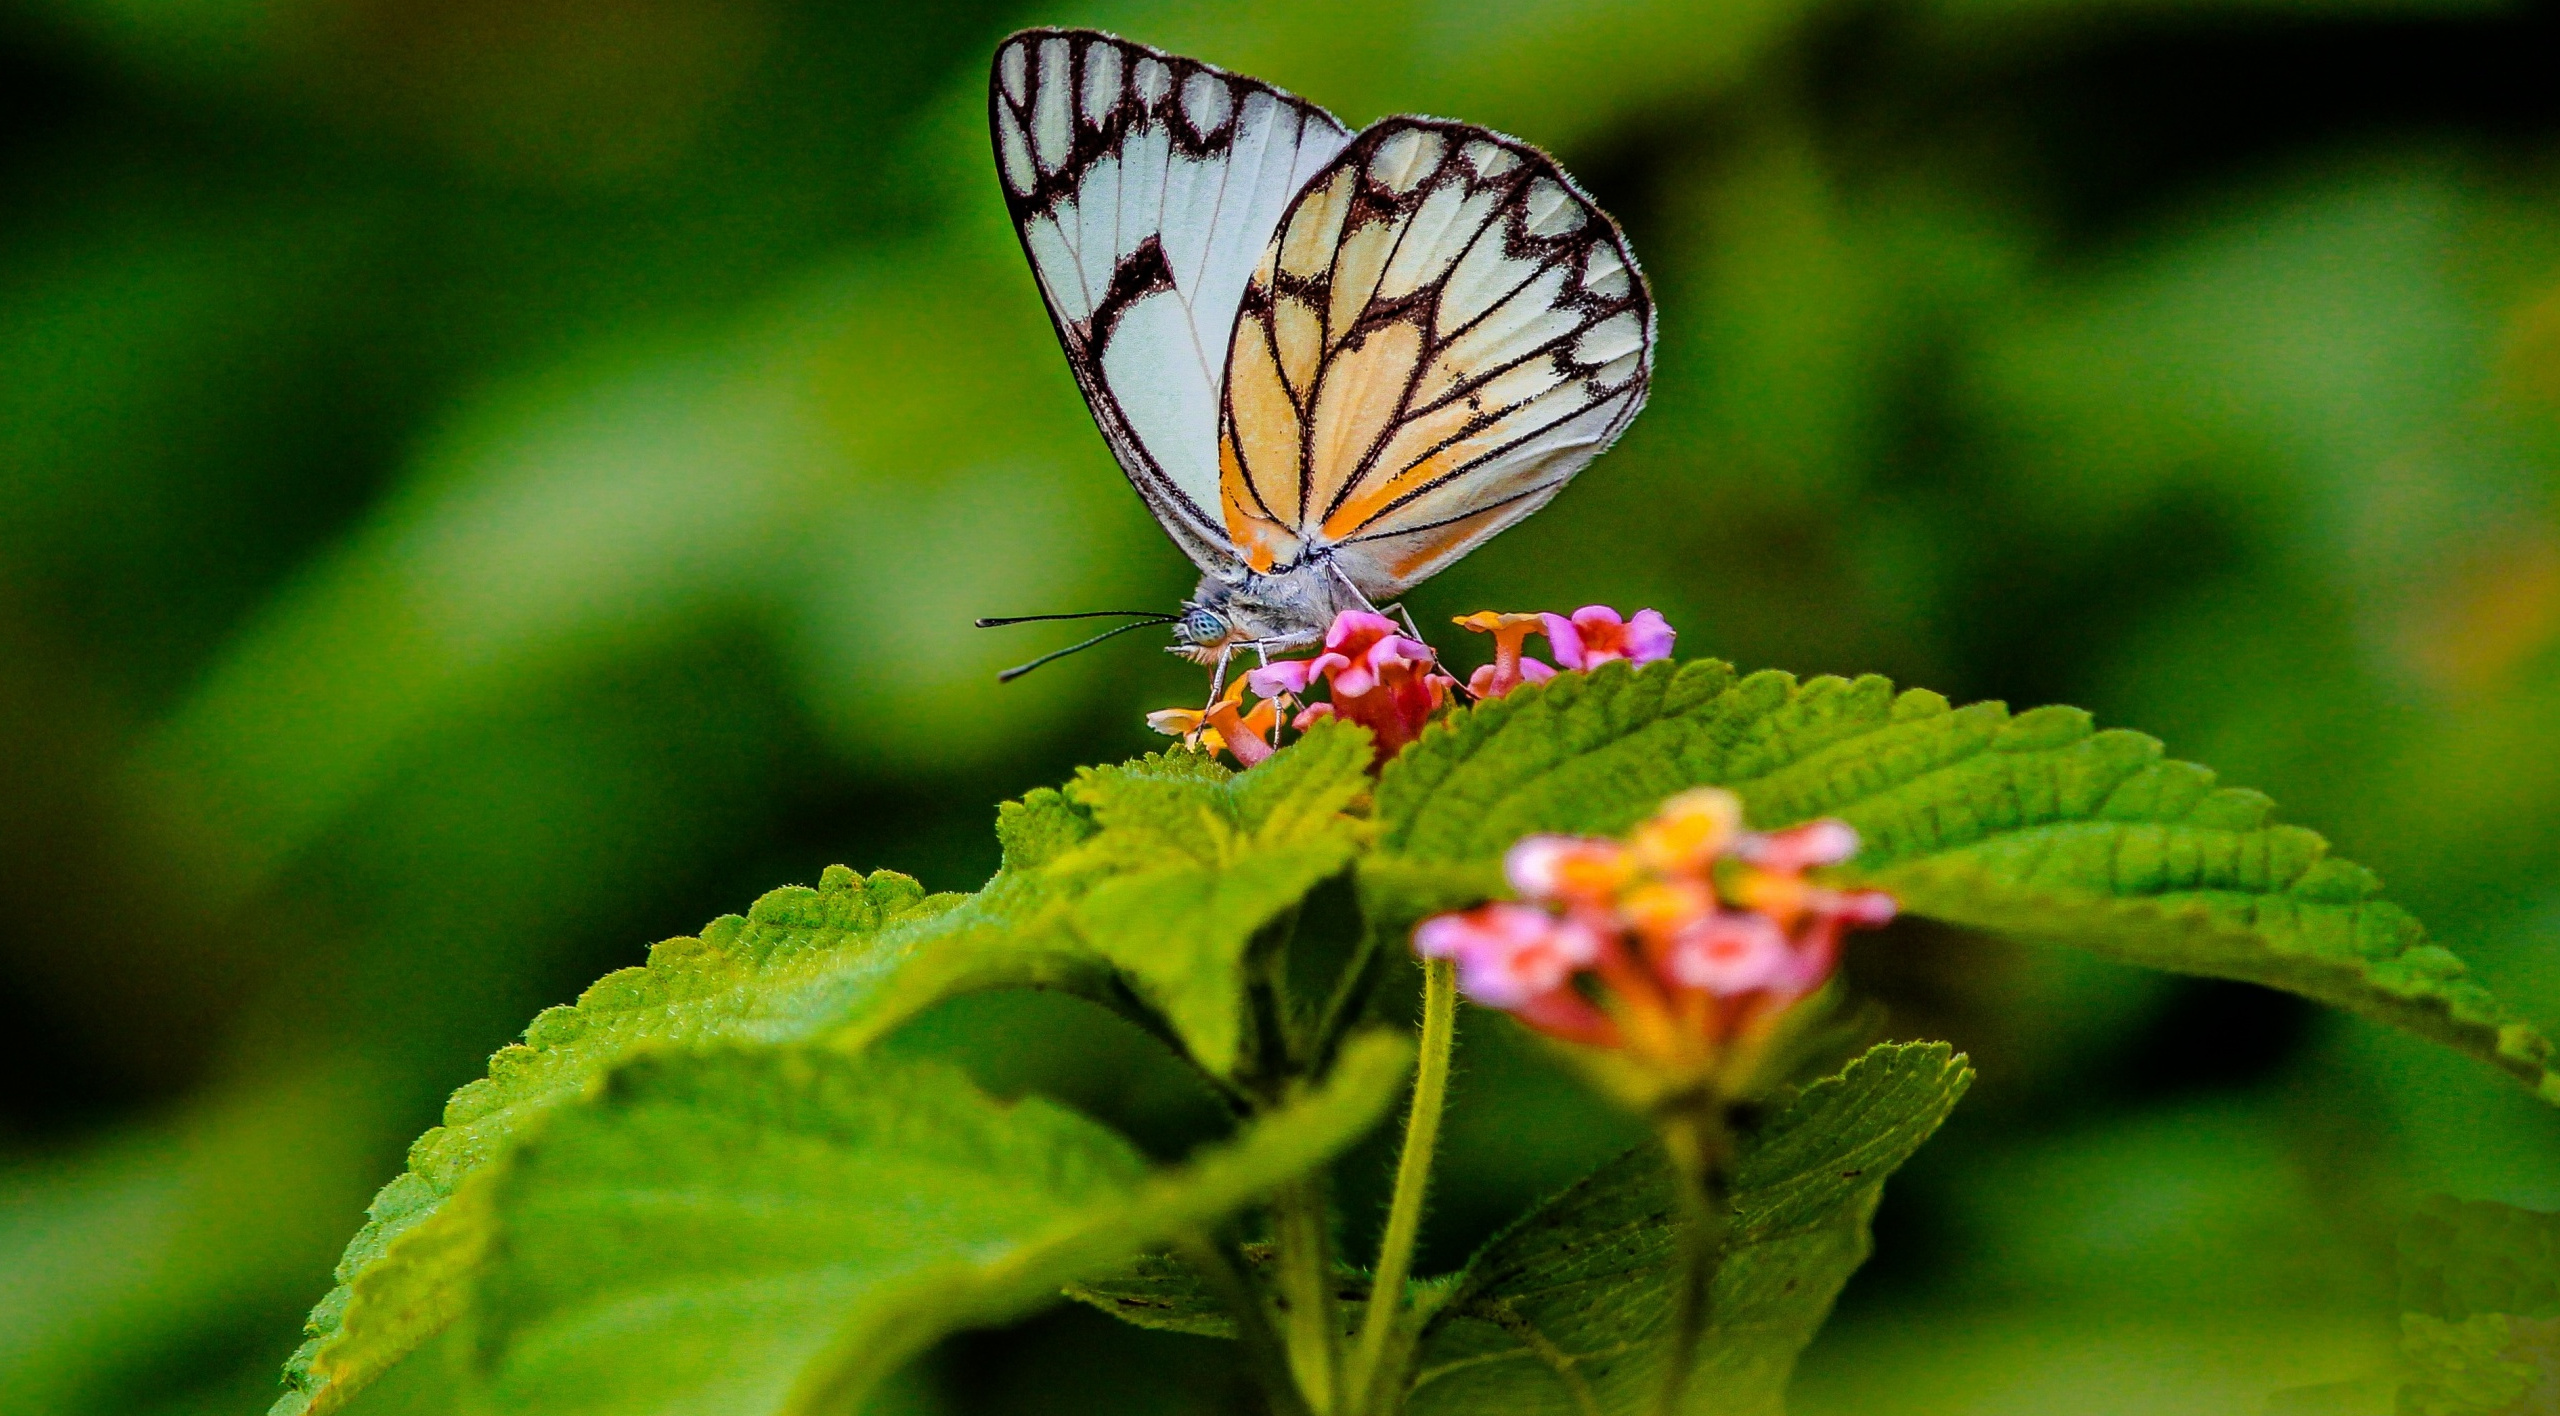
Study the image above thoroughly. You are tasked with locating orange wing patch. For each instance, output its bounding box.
[1216,119,1654,601]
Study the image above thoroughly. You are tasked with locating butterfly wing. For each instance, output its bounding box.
[990,29,1355,574]
[1216,119,1654,600]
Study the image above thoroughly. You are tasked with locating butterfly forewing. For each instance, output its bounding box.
[990,29,1354,573]
[1217,119,1655,599]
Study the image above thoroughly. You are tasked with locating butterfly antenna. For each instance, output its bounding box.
[976,610,1171,628]
[994,616,1177,683]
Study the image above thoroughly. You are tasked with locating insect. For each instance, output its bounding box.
[984,28,1654,688]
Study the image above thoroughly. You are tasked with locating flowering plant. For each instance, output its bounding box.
[1417,787,1894,1108]
[1246,610,1459,765]
[279,619,2560,1416]
[1456,603,1676,698]
[1152,604,1678,766]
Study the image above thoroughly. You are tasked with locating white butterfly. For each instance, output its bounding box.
[989,28,1654,681]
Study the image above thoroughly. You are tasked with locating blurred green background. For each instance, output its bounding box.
[4,0,2558,1411]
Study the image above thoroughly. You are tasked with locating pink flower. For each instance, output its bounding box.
[1415,903,1602,1008]
[1247,611,1458,767]
[1540,606,1676,671]
[1832,890,1898,928]
[1246,657,1325,699]
[1662,912,1793,994]
[1409,784,1897,1095]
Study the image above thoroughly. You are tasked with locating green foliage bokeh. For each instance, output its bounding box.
[3,0,2558,1412]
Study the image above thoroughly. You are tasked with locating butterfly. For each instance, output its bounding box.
[987,28,1654,685]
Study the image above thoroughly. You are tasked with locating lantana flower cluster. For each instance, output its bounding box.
[1413,788,1896,1097]
[1248,611,1458,764]
[1148,611,1457,767]
[1149,604,1678,767]
[1456,605,1675,699]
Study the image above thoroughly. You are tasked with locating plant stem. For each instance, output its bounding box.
[1649,1104,1733,1416]
[1273,1177,1343,1414]
[1173,1229,1313,1416]
[1344,956,1457,1414]
[1309,924,1385,1072]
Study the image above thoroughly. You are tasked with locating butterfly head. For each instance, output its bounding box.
[1173,605,1231,651]
[1170,564,1364,665]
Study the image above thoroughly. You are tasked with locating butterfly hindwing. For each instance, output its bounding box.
[1217,119,1654,599]
[991,29,1354,573]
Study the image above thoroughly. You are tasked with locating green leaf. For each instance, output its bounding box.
[1064,1251,1262,1339]
[274,868,959,1416]
[824,781,1151,1058]
[464,1031,1415,1415]
[285,729,1378,1413]
[1065,1042,1971,1412]
[1063,1246,1379,1341]
[1044,721,1373,1076]
[851,728,1374,1080]
[1403,1041,1973,1416]
[1369,660,2559,1101]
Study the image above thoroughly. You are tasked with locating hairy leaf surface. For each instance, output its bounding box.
[1038,721,1372,1075]
[274,868,957,1415]
[283,729,1378,1412]
[1369,661,2558,1100]
[1402,1041,1971,1415]
[853,727,1372,1077]
[465,1033,1413,1415]
[1066,1043,1969,1415]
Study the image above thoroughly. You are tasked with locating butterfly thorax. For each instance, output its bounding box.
[1172,562,1370,664]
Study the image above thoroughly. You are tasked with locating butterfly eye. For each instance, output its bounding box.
[1177,608,1229,646]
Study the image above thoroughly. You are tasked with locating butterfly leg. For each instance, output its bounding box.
[1206,643,1236,706]
[1247,642,1284,747]
[1315,559,1428,645]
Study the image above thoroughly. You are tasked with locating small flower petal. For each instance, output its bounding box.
[1414,903,1600,1009]
[1663,912,1794,995]
[1202,696,1273,767]
[1458,611,1554,699]
[1833,890,1898,928]
[1325,610,1402,653]
[1247,657,1323,698]
[1621,877,1715,939]
[1538,605,1676,670]
[1504,835,1631,904]
[1632,787,1743,875]
[1539,611,1590,669]
[1745,819,1860,874]
[1621,609,1677,663]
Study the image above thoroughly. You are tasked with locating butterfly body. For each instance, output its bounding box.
[990,29,1654,675]
[1173,558,1374,663]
